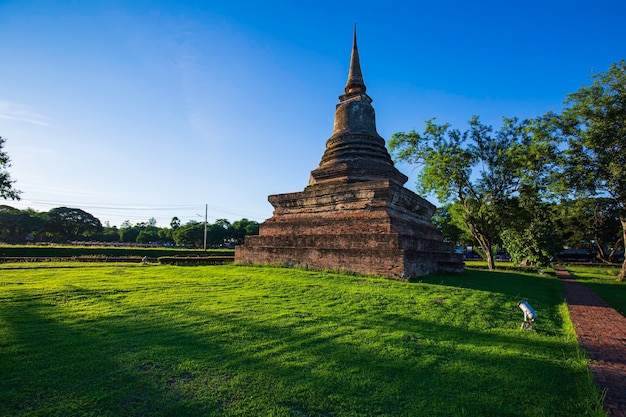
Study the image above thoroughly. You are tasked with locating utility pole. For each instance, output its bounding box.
[203,203,208,251]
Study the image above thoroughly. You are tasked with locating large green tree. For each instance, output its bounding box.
[553,60,626,279]
[0,206,47,243]
[47,207,103,241]
[230,218,260,244]
[0,137,21,200]
[431,204,470,247]
[556,198,623,263]
[173,221,205,247]
[206,219,231,247]
[390,116,557,269]
[498,197,562,267]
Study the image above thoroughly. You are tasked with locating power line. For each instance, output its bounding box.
[8,198,269,223]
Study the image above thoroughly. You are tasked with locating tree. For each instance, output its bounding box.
[499,197,562,267]
[0,205,23,242]
[556,198,623,263]
[137,229,159,244]
[553,60,626,280]
[206,219,231,247]
[431,204,468,246]
[132,218,160,244]
[158,228,174,244]
[0,137,21,200]
[119,227,140,243]
[173,221,205,247]
[230,218,260,244]
[99,225,121,242]
[389,116,557,269]
[46,207,102,240]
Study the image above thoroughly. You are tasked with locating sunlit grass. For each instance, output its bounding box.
[565,265,626,315]
[0,265,604,416]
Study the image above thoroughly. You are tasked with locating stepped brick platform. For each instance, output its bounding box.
[235,28,463,280]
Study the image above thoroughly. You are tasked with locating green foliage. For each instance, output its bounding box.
[0,265,603,416]
[552,60,626,280]
[390,116,558,269]
[0,206,46,243]
[136,229,160,244]
[556,198,623,262]
[119,226,140,243]
[0,207,260,246]
[0,136,21,200]
[207,219,230,246]
[230,218,260,244]
[432,204,470,245]
[99,226,121,242]
[173,221,205,247]
[500,226,560,267]
[47,207,103,240]
[157,227,173,242]
[557,60,626,200]
[498,198,563,267]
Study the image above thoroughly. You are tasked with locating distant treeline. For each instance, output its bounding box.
[0,205,259,248]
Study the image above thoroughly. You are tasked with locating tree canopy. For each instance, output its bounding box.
[390,61,626,275]
[389,116,558,269]
[556,198,622,263]
[47,207,103,240]
[0,206,259,246]
[0,137,21,200]
[551,60,626,279]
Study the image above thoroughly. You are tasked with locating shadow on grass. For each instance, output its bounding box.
[0,296,228,416]
[1,284,601,417]
[418,269,561,300]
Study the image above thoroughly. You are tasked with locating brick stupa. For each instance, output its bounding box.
[235,30,463,279]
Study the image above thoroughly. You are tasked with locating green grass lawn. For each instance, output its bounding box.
[0,264,604,416]
[564,265,626,315]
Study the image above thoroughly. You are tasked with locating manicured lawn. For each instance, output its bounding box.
[564,265,626,315]
[0,264,603,416]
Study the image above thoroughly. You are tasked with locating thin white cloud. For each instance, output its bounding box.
[0,101,51,127]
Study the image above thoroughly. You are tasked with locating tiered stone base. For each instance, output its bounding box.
[235,180,463,280]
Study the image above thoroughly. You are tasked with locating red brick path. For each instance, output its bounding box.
[556,267,626,417]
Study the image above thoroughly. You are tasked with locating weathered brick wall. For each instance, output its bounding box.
[234,180,463,280]
[236,245,408,278]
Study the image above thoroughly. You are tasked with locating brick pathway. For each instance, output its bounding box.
[556,267,626,417]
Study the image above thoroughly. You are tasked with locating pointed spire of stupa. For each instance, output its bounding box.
[344,24,366,96]
[308,25,408,187]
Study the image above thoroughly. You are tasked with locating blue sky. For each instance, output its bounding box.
[1,0,625,227]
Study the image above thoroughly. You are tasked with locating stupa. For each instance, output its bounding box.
[235,29,463,279]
